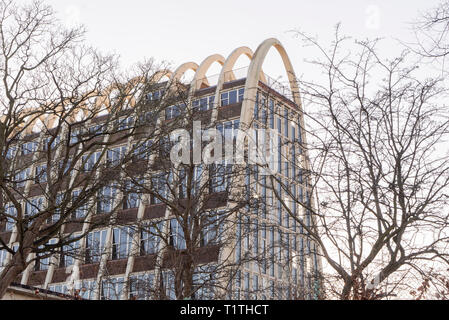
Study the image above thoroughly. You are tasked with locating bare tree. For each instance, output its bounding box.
[96,81,269,300]
[413,0,449,59]
[0,0,176,298]
[263,26,449,299]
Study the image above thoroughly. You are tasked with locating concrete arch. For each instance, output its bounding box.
[90,83,121,113]
[24,112,52,135]
[192,54,225,90]
[67,103,90,123]
[171,62,199,83]
[152,70,173,83]
[44,113,61,130]
[240,38,302,126]
[220,46,265,83]
[222,46,253,82]
[211,46,268,111]
[118,71,174,109]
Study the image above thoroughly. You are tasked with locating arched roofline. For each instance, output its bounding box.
[240,38,302,126]
[171,62,199,83]
[191,54,225,90]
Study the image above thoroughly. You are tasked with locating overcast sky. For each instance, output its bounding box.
[17,0,441,84]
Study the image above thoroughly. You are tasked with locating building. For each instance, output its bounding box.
[0,38,321,300]
[2,283,79,300]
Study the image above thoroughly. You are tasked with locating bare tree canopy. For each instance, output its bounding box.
[3,0,449,302]
[263,25,449,299]
[0,0,175,298]
[413,0,449,58]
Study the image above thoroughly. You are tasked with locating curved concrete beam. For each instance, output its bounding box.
[222,46,253,82]
[24,113,52,135]
[240,38,302,126]
[192,54,225,90]
[172,62,199,83]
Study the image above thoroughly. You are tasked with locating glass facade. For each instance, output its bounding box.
[0,77,319,301]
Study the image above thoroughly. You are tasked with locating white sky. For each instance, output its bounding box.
[17,0,443,84]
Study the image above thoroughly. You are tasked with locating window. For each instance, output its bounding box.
[0,249,8,272]
[261,176,267,219]
[236,215,242,263]
[296,116,303,144]
[116,117,134,131]
[234,270,241,299]
[261,224,267,274]
[138,110,158,126]
[228,90,237,105]
[221,119,240,143]
[5,203,17,231]
[260,95,267,125]
[60,239,80,268]
[89,124,104,135]
[193,165,204,196]
[21,141,37,155]
[79,280,97,300]
[133,140,152,160]
[193,95,215,111]
[277,183,282,225]
[123,180,142,209]
[146,89,165,101]
[150,173,166,205]
[69,128,82,145]
[238,88,244,102]
[221,93,229,107]
[6,146,16,160]
[244,272,250,299]
[162,271,176,300]
[72,190,88,219]
[170,219,186,250]
[48,284,69,295]
[284,108,289,137]
[141,222,163,255]
[177,169,187,199]
[243,216,250,253]
[209,163,232,193]
[25,197,44,221]
[270,227,275,277]
[82,152,102,172]
[112,227,133,260]
[159,136,171,158]
[15,168,31,188]
[270,280,275,299]
[292,145,296,181]
[97,184,117,214]
[35,164,47,183]
[86,230,107,263]
[220,88,245,107]
[165,104,185,120]
[253,220,259,256]
[106,146,127,167]
[129,273,155,300]
[35,239,57,271]
[43,136,60,151]
[193,265,216,300]
[277,231,283,278]
[59,159,71,175]
[201,211,223,246]
[47,193,63,224]
[253,275,259,297]
[101,277,124,300]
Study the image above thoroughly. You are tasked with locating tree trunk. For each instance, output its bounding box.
[0,255,27,299]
